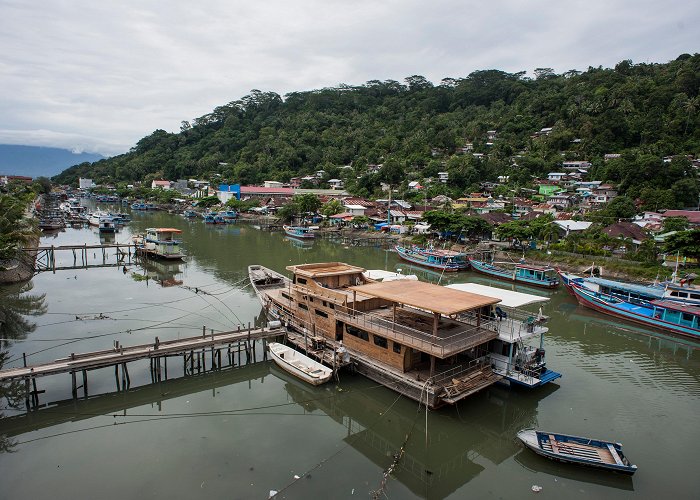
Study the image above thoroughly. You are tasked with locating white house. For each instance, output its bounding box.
[263,180,284,188]
[553,220,592,235]
[547,172,566,182]
[437,172,449,183]
[152,179,171,190]
[328,178,344,189]
[79,178,95,189]
[343,204,366,216]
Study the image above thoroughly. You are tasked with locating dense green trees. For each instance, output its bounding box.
[53,55,700,209]
[0,182,39,261]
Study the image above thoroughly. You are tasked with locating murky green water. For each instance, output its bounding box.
[1,207,698,499]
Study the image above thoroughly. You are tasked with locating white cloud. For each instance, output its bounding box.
[0,0,697,156]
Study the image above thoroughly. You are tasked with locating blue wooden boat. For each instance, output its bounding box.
[558,269,700,306]
[517,429,637,475]
[283,225,316,239]
[131,202,147,210]
[182,210,198,218]
[395,245,468,272]
[203,214,216,224]
[220,210,238,222]
[567,281,700,339]
[469,258,559,289]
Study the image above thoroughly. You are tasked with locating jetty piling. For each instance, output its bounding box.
[2,325,286,408]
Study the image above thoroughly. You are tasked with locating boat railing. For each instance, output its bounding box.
[334,307,498,357]
[428,353,491,387]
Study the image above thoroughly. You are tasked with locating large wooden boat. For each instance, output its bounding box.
[517,429,637,474]
[268,342,333,385]
[468,258,559,288]
[566,281,700,339]
[134,228,184,260]
[395,245,468,272]
[248,262,552,408]
[446,283,561,388]
[558,269,700,305]
[283,225,316,239]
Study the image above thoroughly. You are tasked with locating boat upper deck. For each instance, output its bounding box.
[349,280,500,316]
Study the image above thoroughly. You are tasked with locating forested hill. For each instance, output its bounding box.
[54,54,700,203]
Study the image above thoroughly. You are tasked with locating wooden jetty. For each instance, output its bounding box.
[0,324,286,408]
[24,243,139,273]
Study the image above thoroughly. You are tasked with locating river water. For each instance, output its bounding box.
[0,207,698,499]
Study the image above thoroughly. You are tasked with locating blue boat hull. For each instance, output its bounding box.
[569,283,700,339]
[395,247,467,272]
[518,429,637,475]
[470,259,559,289]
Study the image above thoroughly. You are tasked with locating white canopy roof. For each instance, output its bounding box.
[363,269,418,282]
[446,283,549,308]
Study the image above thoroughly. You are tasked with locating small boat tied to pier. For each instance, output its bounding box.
[517,429,638,475]
[267,342,333,385]
[248,262,561,408]
[133,228,185,260]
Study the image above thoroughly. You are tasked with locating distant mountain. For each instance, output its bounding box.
[0,145,104,178]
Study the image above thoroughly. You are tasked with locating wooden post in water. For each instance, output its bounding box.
[71,371,77,399]
[82,369,88,398]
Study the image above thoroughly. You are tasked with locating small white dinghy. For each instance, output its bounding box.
[268,342,333,386]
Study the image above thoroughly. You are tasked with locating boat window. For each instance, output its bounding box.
[298,303,308,310]
[393,342,402,354]
[691,293,700,300]
[281,292,291,301]
[682,312,695,323]
[315,309,328,318]
[346,325,369,341]
[373,335,388,348]
[297,278,307,285]
[329,303,335,309]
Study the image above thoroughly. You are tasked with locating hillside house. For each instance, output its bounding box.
[547,172,566,182]
[151,179,171,190]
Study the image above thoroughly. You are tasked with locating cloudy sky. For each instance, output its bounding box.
[1,0,697,157]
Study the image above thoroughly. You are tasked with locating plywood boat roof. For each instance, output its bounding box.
[287,262,366,278]
[349,280,500,315]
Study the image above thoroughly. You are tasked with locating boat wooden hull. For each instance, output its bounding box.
[268,343,332,386]
[469,259,559,289]
[395,246,468,272]
[569,283,700,339]
[517,429,637,475]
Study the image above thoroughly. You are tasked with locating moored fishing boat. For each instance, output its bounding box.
[558,269,700,305]
[134,228,184,260]
[182,209,198,218]
[98,216,117,233]
[517,429,637,474]
[468,258,559,288]
[267,342,333,385]
[248,261,559,408]
[283,225,316,239]
[395,245,468,272]
[567,281,700,338]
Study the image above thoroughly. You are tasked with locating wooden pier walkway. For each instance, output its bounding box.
[0,324,286,407]
[24,243,139,273]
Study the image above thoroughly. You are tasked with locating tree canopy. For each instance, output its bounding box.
[53,55,700,209]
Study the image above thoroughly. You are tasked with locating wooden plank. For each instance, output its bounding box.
[548,435,560,454]
[607,444,625,465]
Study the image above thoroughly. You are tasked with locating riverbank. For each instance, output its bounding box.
[0,235,39,285]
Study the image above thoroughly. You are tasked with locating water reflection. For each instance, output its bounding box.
[134,257,185,287]
[0,282,47,452]
[277,366,560,499]
[514,448,634,491]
